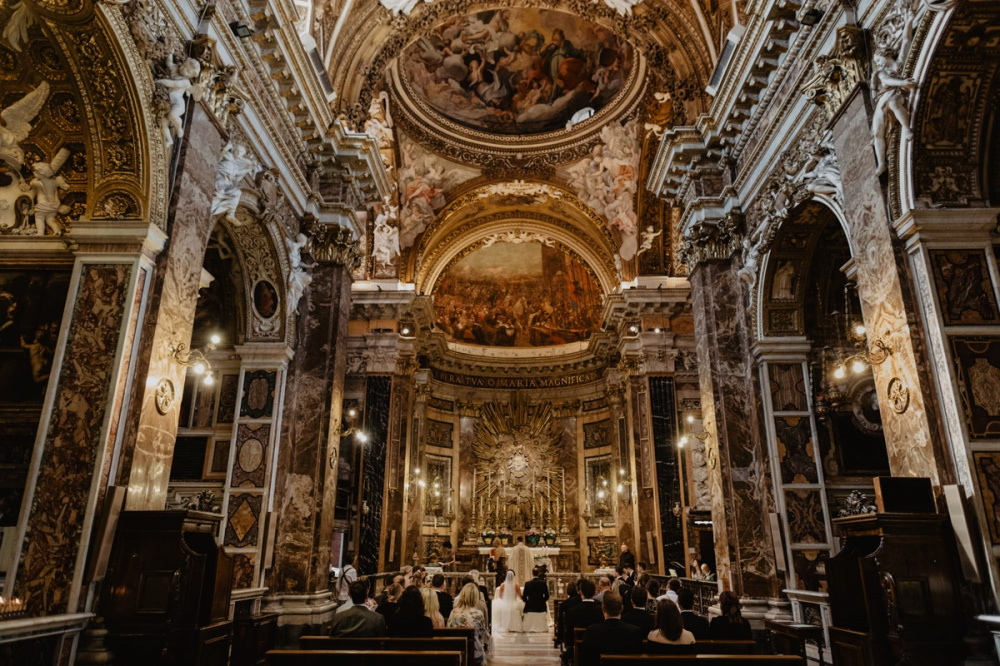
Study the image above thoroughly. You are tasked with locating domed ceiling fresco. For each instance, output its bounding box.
[432,240,603,347]
[400,8,635,135]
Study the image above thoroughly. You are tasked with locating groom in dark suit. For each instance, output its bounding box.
[522,566,550,632]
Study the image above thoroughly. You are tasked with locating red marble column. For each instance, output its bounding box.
[690,258,783,600]
[265,225,353,637]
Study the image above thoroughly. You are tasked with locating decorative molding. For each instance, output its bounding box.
[800,25,866,124]
[679,211,745,271]
[304,220,361,268]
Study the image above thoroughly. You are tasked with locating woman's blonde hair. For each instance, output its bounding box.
[386,583,403,602]
[455,582,480,610]
[421,587,440,616]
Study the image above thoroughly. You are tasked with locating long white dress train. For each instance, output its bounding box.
[491,571,524,634]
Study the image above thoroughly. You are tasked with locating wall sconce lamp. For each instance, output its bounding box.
[404,467,425,505]
[831,323,894,379]
[339,405,368,443]
[616,467,634,505]
[170,333,221,386]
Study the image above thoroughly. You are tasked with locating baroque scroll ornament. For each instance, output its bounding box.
[380,0,644,15]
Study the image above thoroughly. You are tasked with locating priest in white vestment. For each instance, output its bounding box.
[509,537,534,588]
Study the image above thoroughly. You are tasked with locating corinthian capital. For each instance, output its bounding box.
[304,220,361,267]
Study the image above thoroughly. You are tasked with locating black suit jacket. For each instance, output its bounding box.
[709,615,753,641]
[523,578,549,613]
[681,610,710,640]
[436,590,454,620]
[579,618,643,666]
[564,599,604,647]
[618,549,636,571]
[620,608,654,635]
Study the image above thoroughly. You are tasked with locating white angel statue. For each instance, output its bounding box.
[30,147,71,235]
[0,80,50,169]
[156,55,204,148]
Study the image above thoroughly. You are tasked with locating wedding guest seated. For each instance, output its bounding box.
[387,585,434,637]
[594,576,612,603]
[377,583,403,620]
[421,586,446,628]
[647,598,695,646]
[373,574,396,607]
[677,587,710,640]
[658,577,680,603]
[433,573,454,620]
[330,581,386,637]
[564,579,603,653]
[644,580,661,612]
[709,591,752,640]
[448,583,491,666]
[558,581,581,649]
[462,573,491,628]
[621,586,654,634]
[578,591,643,666]
[634,561,648,587]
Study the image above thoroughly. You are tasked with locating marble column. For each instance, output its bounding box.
[690,257,782,600]
[9,221,165,615]
[265,222,354,639]
[119,104,226,511]
[827,90,952,489]
[628,375,659,568]
[401,373,429,567]
[380,372,412,571]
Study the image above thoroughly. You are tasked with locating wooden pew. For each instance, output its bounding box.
[601,656,804,665]
[298,636,468,666]
[642,640,756,655]
[435,625,477,666]
[266,649,462,665]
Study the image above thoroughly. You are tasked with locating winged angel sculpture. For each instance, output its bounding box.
[0,81,51,230]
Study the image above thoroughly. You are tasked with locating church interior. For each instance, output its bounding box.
[0,0,999,662]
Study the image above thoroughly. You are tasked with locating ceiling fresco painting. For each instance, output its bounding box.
[401,8,634,135]
[432,241,603,348]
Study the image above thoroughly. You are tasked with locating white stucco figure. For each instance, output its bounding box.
[372,196,400,267]
[871,49,917,174]
[2,2,35,52]
[637,225,663,256]
[156,55,204,148]
[30,147,70,236]
[212,141,260,225]
[0,80,50,169]
[286,233,313,317]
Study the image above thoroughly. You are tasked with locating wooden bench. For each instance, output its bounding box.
[298,636,469,666]
[642,641,756,655]
[601,656,804,665]
[266,649,462,665]
[435,624,477,665]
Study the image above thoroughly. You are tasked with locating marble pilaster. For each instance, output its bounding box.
[119,105,226,511]
[10,222,164,615]
[402,375,429,565]
[690,258,781,598]
[828,91,952,489]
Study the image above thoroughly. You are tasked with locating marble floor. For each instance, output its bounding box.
[490,631,562,665]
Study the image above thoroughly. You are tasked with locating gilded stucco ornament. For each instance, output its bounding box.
[304,220,362,268]
[154,378,175,414]
[679,212,744,272]
[800,25,866,123]
[887,377,910,414]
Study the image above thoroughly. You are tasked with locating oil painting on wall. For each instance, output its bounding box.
[433,241,602,347]
[0,269,71,403]
[402,9,633,135]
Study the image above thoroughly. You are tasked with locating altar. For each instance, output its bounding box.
[477,546,562,572]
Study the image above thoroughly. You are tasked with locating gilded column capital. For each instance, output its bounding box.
[304,219,361,268]
[678,211,745,271]
[800,25,867,122]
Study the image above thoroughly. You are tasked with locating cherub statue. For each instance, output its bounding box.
[636,225,663,256]
[871,48,917,174]
[30,147,71,236]
[372,196,400,267]
[156,55,204,148]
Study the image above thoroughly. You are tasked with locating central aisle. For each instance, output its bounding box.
[490,632,562,665]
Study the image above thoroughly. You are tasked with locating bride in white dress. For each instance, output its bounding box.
[491,570,524,634]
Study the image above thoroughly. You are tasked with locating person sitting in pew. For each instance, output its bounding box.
[620,586,654,634]
[648,598,695,646]
[330,581,387,638]
[448,583,490,666]
[577,591,643,666]
[676,587,710,640]
[421,587,446,628]
[377,583,403,621]
[709,591,752,641]
[387,585,435,637]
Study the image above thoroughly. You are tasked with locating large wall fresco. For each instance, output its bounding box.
[401,9,633,135]
[432,241,603,347]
